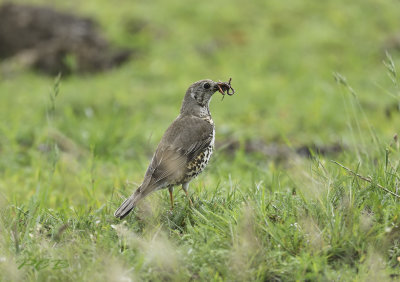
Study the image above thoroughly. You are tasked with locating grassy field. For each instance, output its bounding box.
[1,0,400,280]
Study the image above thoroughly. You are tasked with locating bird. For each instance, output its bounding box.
[114,78,235,219]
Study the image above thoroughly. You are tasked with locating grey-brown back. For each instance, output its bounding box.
[139,114,214,196]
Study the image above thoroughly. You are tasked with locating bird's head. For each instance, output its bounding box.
[180,79,234,117]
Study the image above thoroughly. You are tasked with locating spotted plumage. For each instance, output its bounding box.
[184,144,213,181]
[114,79,234,219]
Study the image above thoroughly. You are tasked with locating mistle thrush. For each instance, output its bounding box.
[114,79,235,219]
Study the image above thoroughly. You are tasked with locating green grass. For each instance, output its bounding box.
[1,0,400,280]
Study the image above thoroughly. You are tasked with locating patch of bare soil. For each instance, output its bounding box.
[0,3,131,75]
[385,102,400,120]
[216,139,345,162]
[383,33,400,52]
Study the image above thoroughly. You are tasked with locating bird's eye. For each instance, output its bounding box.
[203,83,211,89]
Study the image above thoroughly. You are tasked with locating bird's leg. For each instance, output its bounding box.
[168,187,174,210]
[182,182,193,206]
[185,190,193,206]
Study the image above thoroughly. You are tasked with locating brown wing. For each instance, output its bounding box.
[139,115,214,196]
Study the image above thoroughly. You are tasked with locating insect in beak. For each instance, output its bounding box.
[216,78,235,100]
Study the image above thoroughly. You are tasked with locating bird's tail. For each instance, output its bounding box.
[114,188,143,219]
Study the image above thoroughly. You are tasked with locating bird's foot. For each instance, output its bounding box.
[184,190,193,207]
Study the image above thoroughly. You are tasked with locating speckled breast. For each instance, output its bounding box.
[183,144,213,182]
[183,116,215,183]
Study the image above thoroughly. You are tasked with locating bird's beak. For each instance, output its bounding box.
[214,78,235,96]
